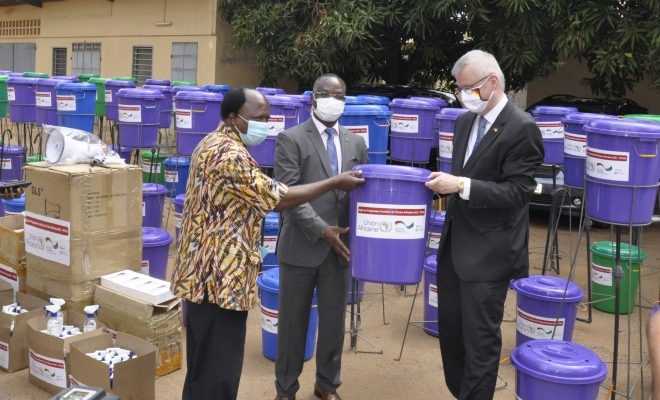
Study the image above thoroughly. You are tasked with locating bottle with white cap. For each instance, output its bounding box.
[83,304,100,333]
[45,304,61,336]
[49,298,66,326]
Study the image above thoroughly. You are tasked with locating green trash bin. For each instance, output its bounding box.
[141,150,167,183]
[78,73,100,82]
[22,72,49,78]
[591,241,646,314]
[172,80,196,86]
[26,154,43,164]
[0,75,7,118]
[89,77,108,117]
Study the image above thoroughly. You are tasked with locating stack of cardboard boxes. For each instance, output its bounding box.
[0,213,27,296]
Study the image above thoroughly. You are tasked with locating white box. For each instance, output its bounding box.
[100,270,174,305]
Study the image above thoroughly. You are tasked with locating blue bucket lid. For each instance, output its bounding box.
[0,145,25,154]
[409,97,449,108]
[52,75,78,81]
[355,164,432,183]
[37,78,69,87]
[511,340,607,385]
[174,193,186,207]
[562,112,617,126]
[105,79,136,88]
[342,104,391,117]
[171,85,201,93]
[267,94,303,106]
[56,82,97,93]
[175,90,223,102]
[429,210,446,226]
[264,211,280,230]
[257,87,285,95]
[531,106,579,117]
[143,183,167,196]
[164,156,191,167]
[118,88,164,100]
[3,194,25,209]
[285,94,312,104]
[7,76,38,85]
[257,267,280,292]
[390,98,440,110]
[513,275,583,302]
[143,84,175,94]
[423,255,437,273]
[435,107,469,121]
[203,84,232,93]
[345,96,361,105]
[356,95,390,105]
[142,227,173,248]
[144,78,171,86]
[584,118,660,139]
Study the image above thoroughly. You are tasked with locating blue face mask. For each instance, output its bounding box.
[237,115,269,146]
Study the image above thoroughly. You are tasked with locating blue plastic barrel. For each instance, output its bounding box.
[56,82,96,132]
[164,156,191,198]
[2,194,25,214]
[340,105,391,164]
[356,95,390,106]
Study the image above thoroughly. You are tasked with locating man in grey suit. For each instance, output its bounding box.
[273,74,368,400]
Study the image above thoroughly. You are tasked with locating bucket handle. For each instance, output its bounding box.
[634,141,658,158]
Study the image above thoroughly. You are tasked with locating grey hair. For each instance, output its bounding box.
[452,50,506,90]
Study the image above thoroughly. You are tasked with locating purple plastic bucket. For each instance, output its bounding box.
[426,210,445,254]
[584,119,660,226]
[562,113,618,189]
[142,227,172,280]
[423,255,439,336]
[256,87,285,96]
[143,84,174,129]
[104,79,136,121]
[288,93,312,123]
[389,98,442,163]
[408,96,448,110]
[349,165,433,284]
[511,340,607,400]
[117,88,163,149]
[36,78,70,125]
[7,77,38,123]
[512,275,583,346]
[174,194,185,243]
[531,106,578,165]
[435,108,469,173]
[248,95,302,167]
[142,183,167,228]
[112,144,132,163]
[144,79,171,86]
[0,145,25,181]
[174,91,223,156]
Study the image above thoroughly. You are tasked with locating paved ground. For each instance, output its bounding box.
[1,208,658,400]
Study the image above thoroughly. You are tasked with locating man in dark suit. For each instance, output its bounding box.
[273,74,368,400]
[425,50,544,399]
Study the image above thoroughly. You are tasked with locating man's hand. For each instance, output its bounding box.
[323,226,350,262]
[332,170,365,191]
[425,171,462,195]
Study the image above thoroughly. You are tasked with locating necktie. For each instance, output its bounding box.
[325,128,339,176]
[473,116,488,151]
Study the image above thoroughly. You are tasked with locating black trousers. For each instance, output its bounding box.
[275,252,349,396]
[436,238,509,400]
[182,300,248,400]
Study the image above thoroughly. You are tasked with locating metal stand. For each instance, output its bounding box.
[348,278,383,355]
[611,225,623,400]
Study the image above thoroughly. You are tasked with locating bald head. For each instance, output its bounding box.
[313,74,346,95]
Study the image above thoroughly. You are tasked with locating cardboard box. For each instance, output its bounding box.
[24,163,142,284]
[0,260,26,294]
[68,332,156,400]
[100,270,175,305]
[26,272,96,306]
[26,310,105,393]
[0,292,49,372]
[0,281,13,309]
[0,214,25,267]
[94,285,182,376]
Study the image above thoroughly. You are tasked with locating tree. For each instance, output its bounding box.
[219,0,660,97]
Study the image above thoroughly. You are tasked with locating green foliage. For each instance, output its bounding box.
[219,0,660,97]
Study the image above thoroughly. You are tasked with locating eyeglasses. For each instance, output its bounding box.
[454,74,493,97]
[314,91,346,101]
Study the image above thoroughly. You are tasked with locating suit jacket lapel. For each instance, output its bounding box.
[463,102,513,171]
[306,119,333,178]
[454,113,476,174]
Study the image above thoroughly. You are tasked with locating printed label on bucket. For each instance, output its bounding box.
[142,161,162,174]
[429,283,438,308]
[267,115,285,137]
[537,121,564,140]
[24,212,71,266]
[35,91,52,108]
[7,87,15,102]
[142,201,146,217]
[29,350,67,388]
[261,305,278,334]
[355,202,427,240]
[174,212,182,229]
[516,308,565,340]
[564,133,587,157]
[165,170,179,183]
[56,95,76,112]
[0,262,19,293]
[586,147,630,182]
[141,259,150,275]
[1,158,11,170]
[438,131,453,158]
[0,340,8,370]
[428,232,442,250]
[175,110,192,129]
[391,114,419,134]
[591,263,612,287]
[119,104,142,123]
[105,90,112,103]
[346,125,370,147]
[263,235,277,254]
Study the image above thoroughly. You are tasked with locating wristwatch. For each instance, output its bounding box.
[457,178,465,194]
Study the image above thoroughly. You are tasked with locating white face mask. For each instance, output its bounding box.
[458,76,494,114]
[314,97,345,122]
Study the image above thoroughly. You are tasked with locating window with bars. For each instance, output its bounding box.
[0,19,40,38]
[72,42,101,76]
[52,47,67,76]
[171,42,198,83]
[132,46,153,85]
